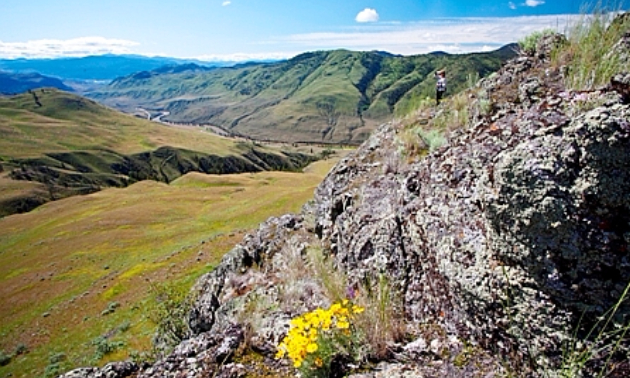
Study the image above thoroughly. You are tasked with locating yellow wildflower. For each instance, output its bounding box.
[352,305,365,314]
[306,342,318,353]
[275,347,286,359]
[336,320,350,329]
[330,303,342,313]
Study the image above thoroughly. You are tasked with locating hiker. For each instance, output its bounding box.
[435,70,447,105]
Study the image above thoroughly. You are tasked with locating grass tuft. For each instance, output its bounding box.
[554,4,630,90]
[518,29,557,55]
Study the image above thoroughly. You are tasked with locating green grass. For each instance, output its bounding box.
[0,157,343,378]
[553,3,630,90]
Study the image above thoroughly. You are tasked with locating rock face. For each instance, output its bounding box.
[60,31,630,378]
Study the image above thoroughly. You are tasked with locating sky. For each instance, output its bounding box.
[0,0,628,61]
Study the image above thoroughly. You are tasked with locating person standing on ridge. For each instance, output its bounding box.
[435,69,447,105]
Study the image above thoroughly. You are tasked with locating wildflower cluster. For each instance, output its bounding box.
[276,300,364,376]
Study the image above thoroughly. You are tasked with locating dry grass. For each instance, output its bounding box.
[354,273,406,360]
[0,158,341,378]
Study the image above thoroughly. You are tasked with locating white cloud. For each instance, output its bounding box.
[0,14,582,62]
[0,36,139,59]
[196,51,299,62]
[222,1,231,6]
[356,8,379,23]
[525,0,545,7]
[275,14,579,56]
[509,2,517,10]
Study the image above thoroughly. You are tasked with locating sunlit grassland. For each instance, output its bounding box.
[0,90,257,159]
[0,157,343,378]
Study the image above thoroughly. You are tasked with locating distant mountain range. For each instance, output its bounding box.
[0,54,240,81]
[88,45,519,144]
[0,70,74,94]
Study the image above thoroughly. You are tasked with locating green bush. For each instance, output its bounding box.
[92,336,125,361]
[0,350,11,366]
[148,281,196,350]
[14,343,28,355]
[44,352,67,378]
[48,352,66,364]
[118,320,131,333]
[276,300,366,377]
[100,301,120,316]
[417,128,447,153]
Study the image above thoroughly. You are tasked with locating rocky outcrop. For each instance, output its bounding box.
[60,28,630,378]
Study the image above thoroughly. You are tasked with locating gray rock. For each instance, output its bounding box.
[58,361,138,378]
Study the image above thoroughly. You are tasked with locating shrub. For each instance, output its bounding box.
[416,128,447,153]
[0,350,10,366]
[305,247,406,361]
[14,343,28,355]
[148,281,196,350]
[118,320,131,333]
[92,336,125,361]
[101,301,120,316]
[44,352,67,378]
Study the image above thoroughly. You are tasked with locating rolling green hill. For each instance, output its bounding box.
[87,46,518,143]
[0,89,317,217]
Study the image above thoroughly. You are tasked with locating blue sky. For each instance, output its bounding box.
[0,1,627,60]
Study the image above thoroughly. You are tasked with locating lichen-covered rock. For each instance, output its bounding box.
[611,72,630,104]
[58,361,138,378]
[312,30,630,376]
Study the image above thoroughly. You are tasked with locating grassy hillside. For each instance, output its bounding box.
[1,88,259,157]
[0,89,318,217]
[0,156,343,378]
[87,46,518,144]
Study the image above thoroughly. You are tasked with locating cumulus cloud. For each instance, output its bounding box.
[525,0,545,7]
[509,2,517,10]
[356,8,379,23]
[222,1,231,6]
[0,36,139,59]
